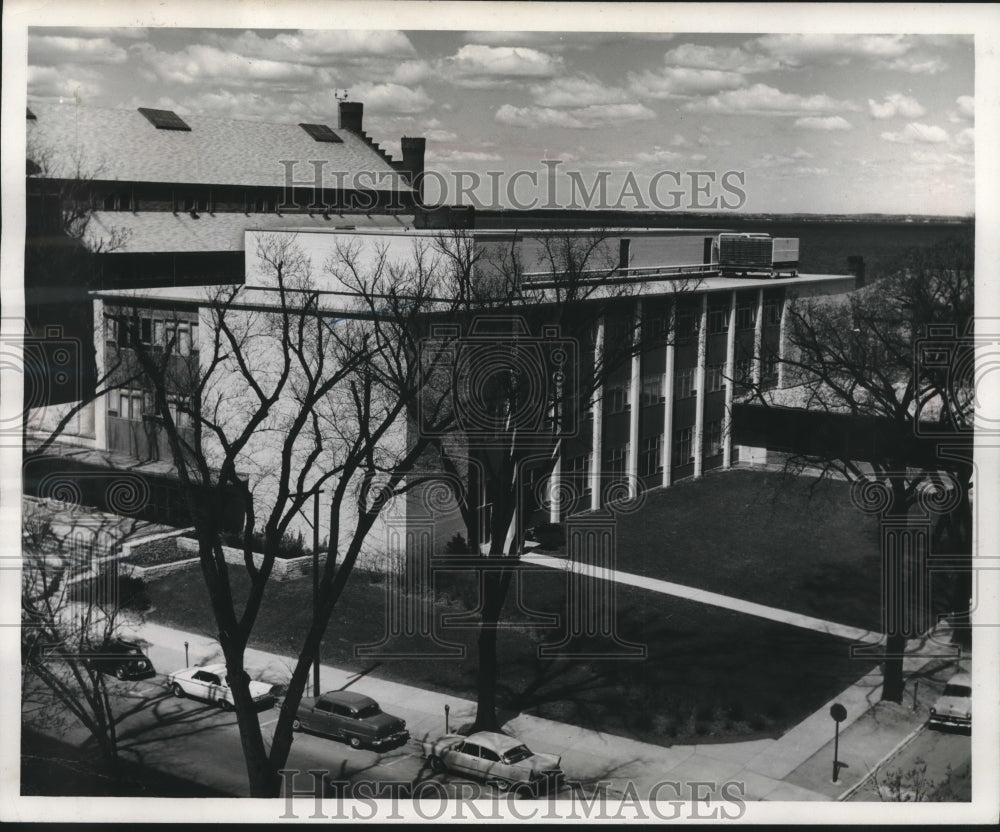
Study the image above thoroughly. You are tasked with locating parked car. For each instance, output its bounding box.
[422,731,563,794]
[82,638,156,681]
[167,663,275,711]
[929,671,971,730]
[293,690,409,749]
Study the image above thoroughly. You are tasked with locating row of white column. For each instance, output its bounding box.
[550,288,776,522]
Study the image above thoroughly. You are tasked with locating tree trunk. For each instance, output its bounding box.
[472,569,506,733]
[881,632,906,703]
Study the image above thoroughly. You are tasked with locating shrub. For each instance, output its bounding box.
[531,523,565,550]
[444,534,470,555]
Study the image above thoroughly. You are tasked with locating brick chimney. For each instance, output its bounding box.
[339,101,364,132]
[399,136,426,202]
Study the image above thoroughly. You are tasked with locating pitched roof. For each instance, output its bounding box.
[26,101,411,192]
[83,210,416,253]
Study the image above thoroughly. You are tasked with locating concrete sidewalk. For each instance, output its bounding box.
[121,616,966,802]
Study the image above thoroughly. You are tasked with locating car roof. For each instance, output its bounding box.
[466,732,528,754]
[192,663,227,675]
[947,672,971,686]
[319,690,377,709]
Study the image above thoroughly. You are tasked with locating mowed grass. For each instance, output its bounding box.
[146,557,875,747]
[607,468,885,632]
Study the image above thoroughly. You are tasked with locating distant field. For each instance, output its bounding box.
[475,210,974,276]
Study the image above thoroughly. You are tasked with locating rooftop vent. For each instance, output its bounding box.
[299,123,344,143]
[138,107,192,131]
[27,107,36,120]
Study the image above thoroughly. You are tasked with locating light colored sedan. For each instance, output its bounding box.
[929,671,971,730]
[167,663,275,711]
[423,731,563,794]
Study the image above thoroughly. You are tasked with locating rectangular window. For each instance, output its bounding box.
[707,307,728,334]
[140,317,152,345]
[764,300,782,326]
[641,373,664,406]
[674,367,697,399]
[676,309,699,341]
[761,352,778,380]
[673,427,693,467]
[566,454,591,495]
[736,304,756,331]
[706,420,723,457]
[707,363,726,393]
[105,315,117,345]
[153,319,164,348]
[735,356,752,384]
[640,435,663,476]
[605,379,630,413]
[605,446,627,476]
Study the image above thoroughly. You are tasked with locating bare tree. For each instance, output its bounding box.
[21,498,148,777]
[410,230,701,731]
[105,232,457,796]
[741,231,974,702]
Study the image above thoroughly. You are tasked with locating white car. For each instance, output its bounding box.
[423,731,563,794]
[929,671,971,730]
[167,663,275,711]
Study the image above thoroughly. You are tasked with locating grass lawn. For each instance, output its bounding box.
[606,468,886,632]
[146,561,875,748]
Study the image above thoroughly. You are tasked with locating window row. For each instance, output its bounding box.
[107,388,194,429]
[106,315,199,357]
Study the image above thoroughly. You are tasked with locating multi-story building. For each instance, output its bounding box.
[23,99,425,526]
[90,225,855,551]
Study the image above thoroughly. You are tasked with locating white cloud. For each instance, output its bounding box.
[445,45,563,87]
[754,34,912,64]
[424,128,458,143]
[351,82,434,115]
[879,56,948,74]
[634,147,684,163]
[428,149,504,163]
[881,122,950,144]
[868,93,926,119]
[133,42,323,86]
[794,116,853,131]
[956,95,974,119]
[216,29,416,64]
[495,102,655,129]
[391,60,432,85]
[684,83,859,116]
[629,66,745,99]
[30,35,128,65]
[529,76,627,107]
[910,149,974,168]
[28,65,105,103]
[662,43,780,73]
[463,31,674,50]
[955,127,974,148]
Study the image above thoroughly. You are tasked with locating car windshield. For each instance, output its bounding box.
[356,704,381,719]
[943,684,971,698]
[502,745,533,764]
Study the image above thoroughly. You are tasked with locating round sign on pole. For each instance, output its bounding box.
[830,703,847,722]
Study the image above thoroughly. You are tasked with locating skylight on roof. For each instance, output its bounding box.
[138,108,192,131]
[299,123,343,143]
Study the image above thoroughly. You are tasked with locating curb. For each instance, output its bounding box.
[835,721,926,801]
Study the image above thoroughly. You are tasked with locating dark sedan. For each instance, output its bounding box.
[83,638,156,681]
[293,690,409,750]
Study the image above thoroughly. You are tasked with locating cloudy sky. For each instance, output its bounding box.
[26,26,975,215]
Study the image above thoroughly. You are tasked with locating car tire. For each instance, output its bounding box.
[349,736,362,749]
[171,683,185,698]
[292,719,301,732]
[429,756,444,773]
[115,666,128,681]
[493,779,511,793]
